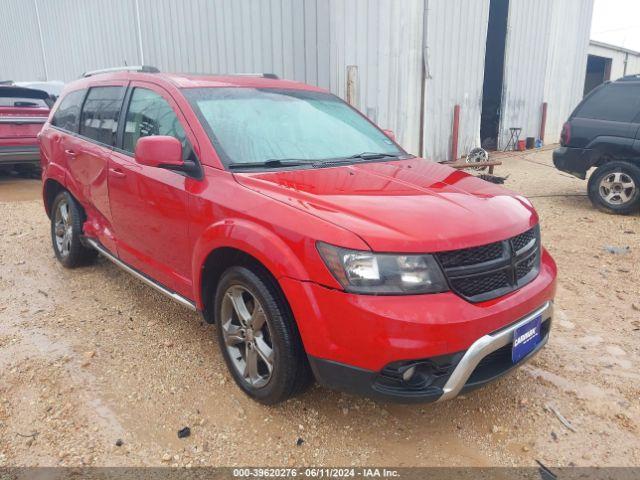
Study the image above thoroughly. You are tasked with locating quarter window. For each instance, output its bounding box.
[576,84,640,122]
[79,86,125,146]
[51,89,86,132]
[122,88,190,159]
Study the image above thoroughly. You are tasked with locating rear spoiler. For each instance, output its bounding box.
[0,85,50,100]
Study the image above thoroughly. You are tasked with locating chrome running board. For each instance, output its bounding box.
[86,239,197,311]
[438,301,554,401]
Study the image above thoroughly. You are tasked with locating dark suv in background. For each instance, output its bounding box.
[554,75,640,214]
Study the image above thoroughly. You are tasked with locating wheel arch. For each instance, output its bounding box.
[43,178,66,218]
[193,219,312,323]
[587,138,638,169]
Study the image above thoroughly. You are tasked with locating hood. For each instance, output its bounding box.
[234,158,538,253]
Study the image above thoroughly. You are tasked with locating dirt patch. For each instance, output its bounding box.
[0,148,638,467]
[0,176,41,202]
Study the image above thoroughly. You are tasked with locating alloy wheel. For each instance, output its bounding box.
[599,172,636,206]
[220,285,274,388]
[54,199,72,257]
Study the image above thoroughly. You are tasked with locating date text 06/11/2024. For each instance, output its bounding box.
[232,468,400,478]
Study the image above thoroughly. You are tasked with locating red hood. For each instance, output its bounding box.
[234,158,538,253]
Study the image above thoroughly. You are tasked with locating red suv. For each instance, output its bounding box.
[1,85,51,172]
[39,67,557,404]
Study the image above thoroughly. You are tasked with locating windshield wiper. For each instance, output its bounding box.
[228,159,316,170]
[229,153,404,170]
[347,152,401,161]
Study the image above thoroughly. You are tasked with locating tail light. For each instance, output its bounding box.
[560,122,571,146]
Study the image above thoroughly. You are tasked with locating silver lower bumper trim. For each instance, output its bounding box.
[86,238,197,311]
[438,301,553,401]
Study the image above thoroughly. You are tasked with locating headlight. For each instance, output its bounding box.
[316,242,449,295]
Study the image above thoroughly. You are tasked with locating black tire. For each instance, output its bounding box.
[587,161,640,215]
[50,191,98,268]
[214,265,312,404]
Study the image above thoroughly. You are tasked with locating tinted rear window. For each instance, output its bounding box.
[79,86,125,146]
[576,83,640,122]
[0,97,48,108]
[51,89,86,132]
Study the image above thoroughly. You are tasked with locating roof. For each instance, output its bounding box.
[589,40,640,57]
[65,69,325,93]
[162,73,325,91]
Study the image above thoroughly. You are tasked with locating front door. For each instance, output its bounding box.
[108,82,198,298]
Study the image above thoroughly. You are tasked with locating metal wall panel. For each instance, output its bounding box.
[543,0,594,143]
[136,0,323,85]
[501,0,593,148]
[422,0,490,161]
[499,0,553,149]
[37,0,141,81]
[328,0,425,153]
[0,0,595,158]
[0,0,46,81]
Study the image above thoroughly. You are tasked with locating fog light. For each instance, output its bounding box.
[402,365,416,382]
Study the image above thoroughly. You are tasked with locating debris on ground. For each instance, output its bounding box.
[177,427,191,439]
[545,404,577,433]
[478,173,508,184]
[603,245,631,255]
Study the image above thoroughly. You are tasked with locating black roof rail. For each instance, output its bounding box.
[82,65,160,78]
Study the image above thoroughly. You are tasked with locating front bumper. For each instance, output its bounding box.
[308,301,553,403]
[0,145,40,165]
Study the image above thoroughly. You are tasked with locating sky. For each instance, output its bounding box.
[591,0,640,51]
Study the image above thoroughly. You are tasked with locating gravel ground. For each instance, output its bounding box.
[0,148,638,467]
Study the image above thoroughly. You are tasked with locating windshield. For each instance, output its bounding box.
[184,88,406,168]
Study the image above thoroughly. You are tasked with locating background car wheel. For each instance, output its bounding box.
[587,161,640,215]
[50,191,98,268]
[214,265,312,404]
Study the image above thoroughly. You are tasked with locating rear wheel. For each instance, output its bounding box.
[50,191,97,268]
[214,265,312,404]
[588,161,640,215]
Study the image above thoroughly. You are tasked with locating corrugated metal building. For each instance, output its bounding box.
[0,0,593,161]
[585,40,640,95]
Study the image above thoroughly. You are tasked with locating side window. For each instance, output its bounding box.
[51,89,86,132]
[123,87,192,159]
[79,86,125,146]
[576,84,640,122]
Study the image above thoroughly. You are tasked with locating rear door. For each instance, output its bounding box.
[0,86,50,162]
[108,82,197,297]
[70,83,127,253]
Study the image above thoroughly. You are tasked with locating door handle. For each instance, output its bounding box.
[109,167,127,179]
[64,149,76,158]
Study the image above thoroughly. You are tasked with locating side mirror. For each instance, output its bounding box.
[382,129,396,141]
[135,136,183,169]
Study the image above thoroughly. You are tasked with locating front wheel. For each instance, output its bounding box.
[214,266,312,404]
[50,191,97,268]
[588,161,640,215]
